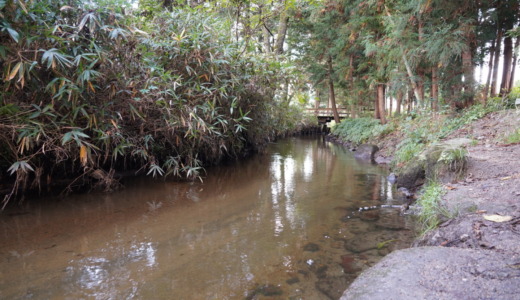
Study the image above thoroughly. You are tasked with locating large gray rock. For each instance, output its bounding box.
[396,138,472,189]
[341,246,520,300]
[354,144,379,161]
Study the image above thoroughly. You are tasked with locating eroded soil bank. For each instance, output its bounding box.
[341,110,520,299]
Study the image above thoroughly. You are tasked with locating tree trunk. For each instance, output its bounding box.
[274,10,289,55]
[417,69,425,108]
[484,38,496,103]
[509,37,519,92]
[462,35,475,105]
[244,2,251,50]
[327,57,340,124]
[315,89,320,111]
[374,89,380,119]
[389,90,393,117]
[431,66,439,111]
[407,88,414,113]
[396,89,403,115]
[263,25,271,54]
[500,35,513,95]
[377,84,386,124]
[491,29,502,97]
[462,50,475,105]
[235,4,241,42]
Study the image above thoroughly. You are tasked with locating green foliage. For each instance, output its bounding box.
[415,181,454,235]
[438,148,468,175]
[394,139,425,168]
[0,0,303,205]
[331,118,391,144]
[504,129,520,144]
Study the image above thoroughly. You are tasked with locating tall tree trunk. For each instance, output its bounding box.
[462,25,475,106]
[462,49,475,105]
[377,84,386,124]
[407,88,414,113]
[244,1,251,50]
[263,25,271,53]
[315,89,320,111]
[374,89,380,119]
[509,37,519,92]
[327,56,340,124]
[389,90,393,117]
[491,29,503,97]
[274,10,289,55]
[417,70,425,108]
[235,4,241,42]
[484,38,496,103]
[350,101,356,118]
[431,66,439,111]
[396,89,403,115]
[500,35,513,95]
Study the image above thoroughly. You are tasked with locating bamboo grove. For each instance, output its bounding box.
[0,0,315,206]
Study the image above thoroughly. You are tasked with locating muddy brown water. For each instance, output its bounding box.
[0,137,414,299]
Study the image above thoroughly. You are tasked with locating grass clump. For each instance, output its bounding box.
[504,129,520,144]
[416,181,455,235]
[331,118,392,144]
[438,148,468,175]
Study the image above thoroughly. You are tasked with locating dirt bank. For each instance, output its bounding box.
[341,109,520,299]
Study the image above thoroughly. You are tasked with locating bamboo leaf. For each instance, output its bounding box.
[7,28,19,43]
[79,145,88,166]
[6,62,21,81]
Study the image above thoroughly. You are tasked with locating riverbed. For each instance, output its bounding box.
[0,137,414,299]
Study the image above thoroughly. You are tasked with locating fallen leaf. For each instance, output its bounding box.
[483,214,513,223]
[475,210,487,214]
[445,185,457,190]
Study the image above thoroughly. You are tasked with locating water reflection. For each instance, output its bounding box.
[63,240,158,299]
[0,137,413,299]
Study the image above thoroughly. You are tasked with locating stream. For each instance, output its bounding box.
[0,136,414,299]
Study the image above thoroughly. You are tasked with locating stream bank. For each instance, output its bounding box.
[337,110,520,299]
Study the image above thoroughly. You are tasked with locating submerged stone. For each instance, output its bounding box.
[353,144,379,161]
[344,231,395,253]
[286,277,300,285]
[247,284,283,299]
[303,242,321,252]
[316,276,351,300]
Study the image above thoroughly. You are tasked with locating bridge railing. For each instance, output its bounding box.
[305,108,350,118]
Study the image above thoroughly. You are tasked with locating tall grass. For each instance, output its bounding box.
[415,181,456,235]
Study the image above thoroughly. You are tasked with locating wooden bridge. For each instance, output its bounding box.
[305,108,349,124]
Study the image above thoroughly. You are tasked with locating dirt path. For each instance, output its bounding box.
[342,109,520,299]
[415,110,520,262]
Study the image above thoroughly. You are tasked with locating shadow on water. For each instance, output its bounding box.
[0,136,414,299]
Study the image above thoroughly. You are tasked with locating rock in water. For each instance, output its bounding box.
[303,242,320,252]
[353,144,379,161]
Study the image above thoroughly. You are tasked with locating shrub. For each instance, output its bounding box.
[331,118,389,144]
